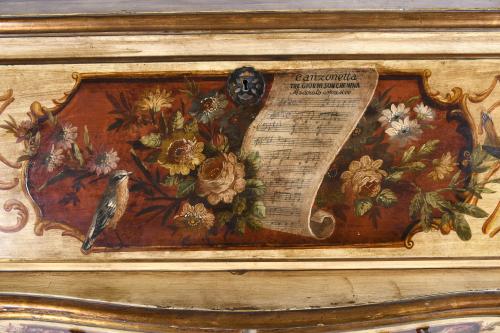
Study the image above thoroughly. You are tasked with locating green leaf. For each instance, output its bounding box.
[453,202,489,218]
[418,140,440,156]
[251,200,266,218]
[471,146,489,172]
[404,95,420,106]
[376,189,398,207]
[246,215,263,230]
[184,119,199,135]
[83,125,93,152]
[176,177,196,198]
[160,203,179,226]
[38,169,78,191]
[244,151,261,177]
[215,210,233,226]
[420,203,433,232]
[144,149,161,163]
[453,213,472,241]
[235,217,246,234]
[232,195,247,215]
[402,146,416,163]
[162,175,179,187]
[135,205,165,217]
[6,115,17,128]
[449,170,461,187]
[403,161,427,172]
[425,192,452,211]
[487,177,500,184]
[108,118,124,131]
[409,192,425,220]
[385,171,404,182]
[172,111,184,130]
[203,143,219,156]
[140,133,161,148]
[47,110,57,126]
[441,211,452,226]
[72,143,84,167]
[476,187,496,194]
[130,149,153,180]
[354,198,373,217]
[245,179,266,197]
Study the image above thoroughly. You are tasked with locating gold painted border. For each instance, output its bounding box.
[1,292,500,332]
[1,11,500,35]
[23,67,473,253]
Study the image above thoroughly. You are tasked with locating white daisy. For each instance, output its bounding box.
[385,117,422,146]
[54,122,78,150]
[378,103,409,127]
[413,102,435,121]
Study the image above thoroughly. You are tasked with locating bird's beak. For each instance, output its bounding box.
[127,171,133,176]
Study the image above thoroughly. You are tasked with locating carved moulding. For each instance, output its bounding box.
[2,292,500,332]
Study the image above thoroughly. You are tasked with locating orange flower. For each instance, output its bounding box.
[158,132,205,176]
[196,152,245,205]
[340,155,387,198]
[173,202,215,229]
[428,152,456,181]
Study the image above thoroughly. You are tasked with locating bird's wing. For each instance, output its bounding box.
[85,188,117,242]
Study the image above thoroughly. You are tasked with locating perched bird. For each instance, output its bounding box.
[480,109,500,159]
[81,170,132,254]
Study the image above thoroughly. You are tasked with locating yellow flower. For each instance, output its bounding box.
[140,133,162,148]
[158,131,205,175]
[173,202,215,229]
[196,152,246,205]
[340,155,387,198]
[137,87,174,114]
[428,152,456,181]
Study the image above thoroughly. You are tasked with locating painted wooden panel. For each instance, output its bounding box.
[0,60,498,268]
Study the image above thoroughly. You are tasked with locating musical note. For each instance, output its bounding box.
[241,68,378,238]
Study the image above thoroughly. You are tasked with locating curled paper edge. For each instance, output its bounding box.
[309,209,336,239]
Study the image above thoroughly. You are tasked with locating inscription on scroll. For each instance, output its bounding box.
[242,68,378,239]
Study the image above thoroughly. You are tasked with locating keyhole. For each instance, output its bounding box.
[242,79,249,92]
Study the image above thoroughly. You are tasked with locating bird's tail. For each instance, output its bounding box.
[81,237,96,254]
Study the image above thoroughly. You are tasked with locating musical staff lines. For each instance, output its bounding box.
[275,98,359,108]
[253,136,331,148]
[256,121,343,135]
[268,110,350,121]
[240,68,378,236]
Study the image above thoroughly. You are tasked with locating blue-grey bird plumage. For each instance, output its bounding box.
[81,170,131,253]
[480,111,500,159]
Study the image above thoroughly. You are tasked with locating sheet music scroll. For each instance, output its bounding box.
[242,68,378,239]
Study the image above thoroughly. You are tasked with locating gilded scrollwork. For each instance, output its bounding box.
[0,88,14,115]
[460,75,500,237]
[0,199,28,233]
[0,89,28,235]
[421,69,464,106]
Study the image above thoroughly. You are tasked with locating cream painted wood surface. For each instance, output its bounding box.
[0,32,499,61]
[0,59,498,269]
[0,14,499,325]
[2,269,500,310]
